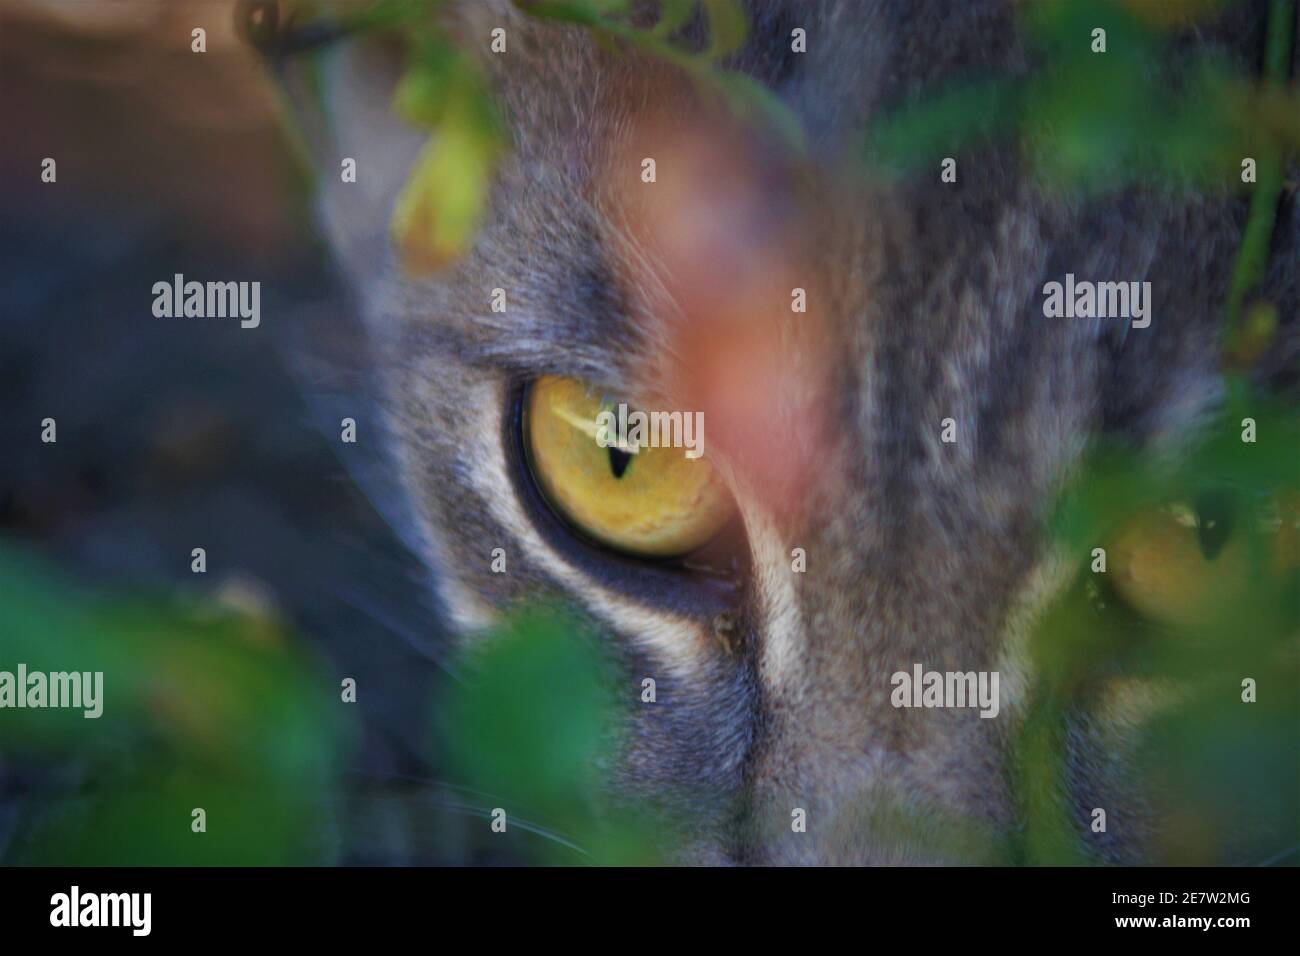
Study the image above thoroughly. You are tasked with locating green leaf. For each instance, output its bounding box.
[702,0,747,59]
[0,543,350,864]
[864,77,1021,178]
[653,0,697,38]
[436,608,665,863]
[440,609,614,819]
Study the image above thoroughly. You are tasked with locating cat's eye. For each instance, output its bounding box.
[524,376,734,559]
[1106,491,1295,629]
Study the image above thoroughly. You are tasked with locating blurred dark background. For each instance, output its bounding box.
[0,0,490,864]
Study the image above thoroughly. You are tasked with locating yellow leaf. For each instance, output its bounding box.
[391,107,498,275]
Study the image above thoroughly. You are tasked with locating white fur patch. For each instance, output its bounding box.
[741,502,808,697]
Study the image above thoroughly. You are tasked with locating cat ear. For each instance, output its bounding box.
[238,0,426,274]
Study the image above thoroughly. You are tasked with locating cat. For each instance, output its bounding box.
[252,0,1298,864]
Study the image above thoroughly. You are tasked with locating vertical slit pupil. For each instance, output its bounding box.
[609,446,633,479]
[1194,488,1236,561]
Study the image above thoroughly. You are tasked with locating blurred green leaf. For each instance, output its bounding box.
[437,608,664,864]
[441,610,612,812]
[1013,394,1299,864]
[0,544,351,864]
[653,0,697,38]
[865,0,1298,198]
[864,77,1020,176]
[389,36,502,275]
[701,0,747,59]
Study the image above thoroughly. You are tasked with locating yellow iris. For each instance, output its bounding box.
[1105,493,1300,630]
[1107,506,1250,629]
[525,376,732,558]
